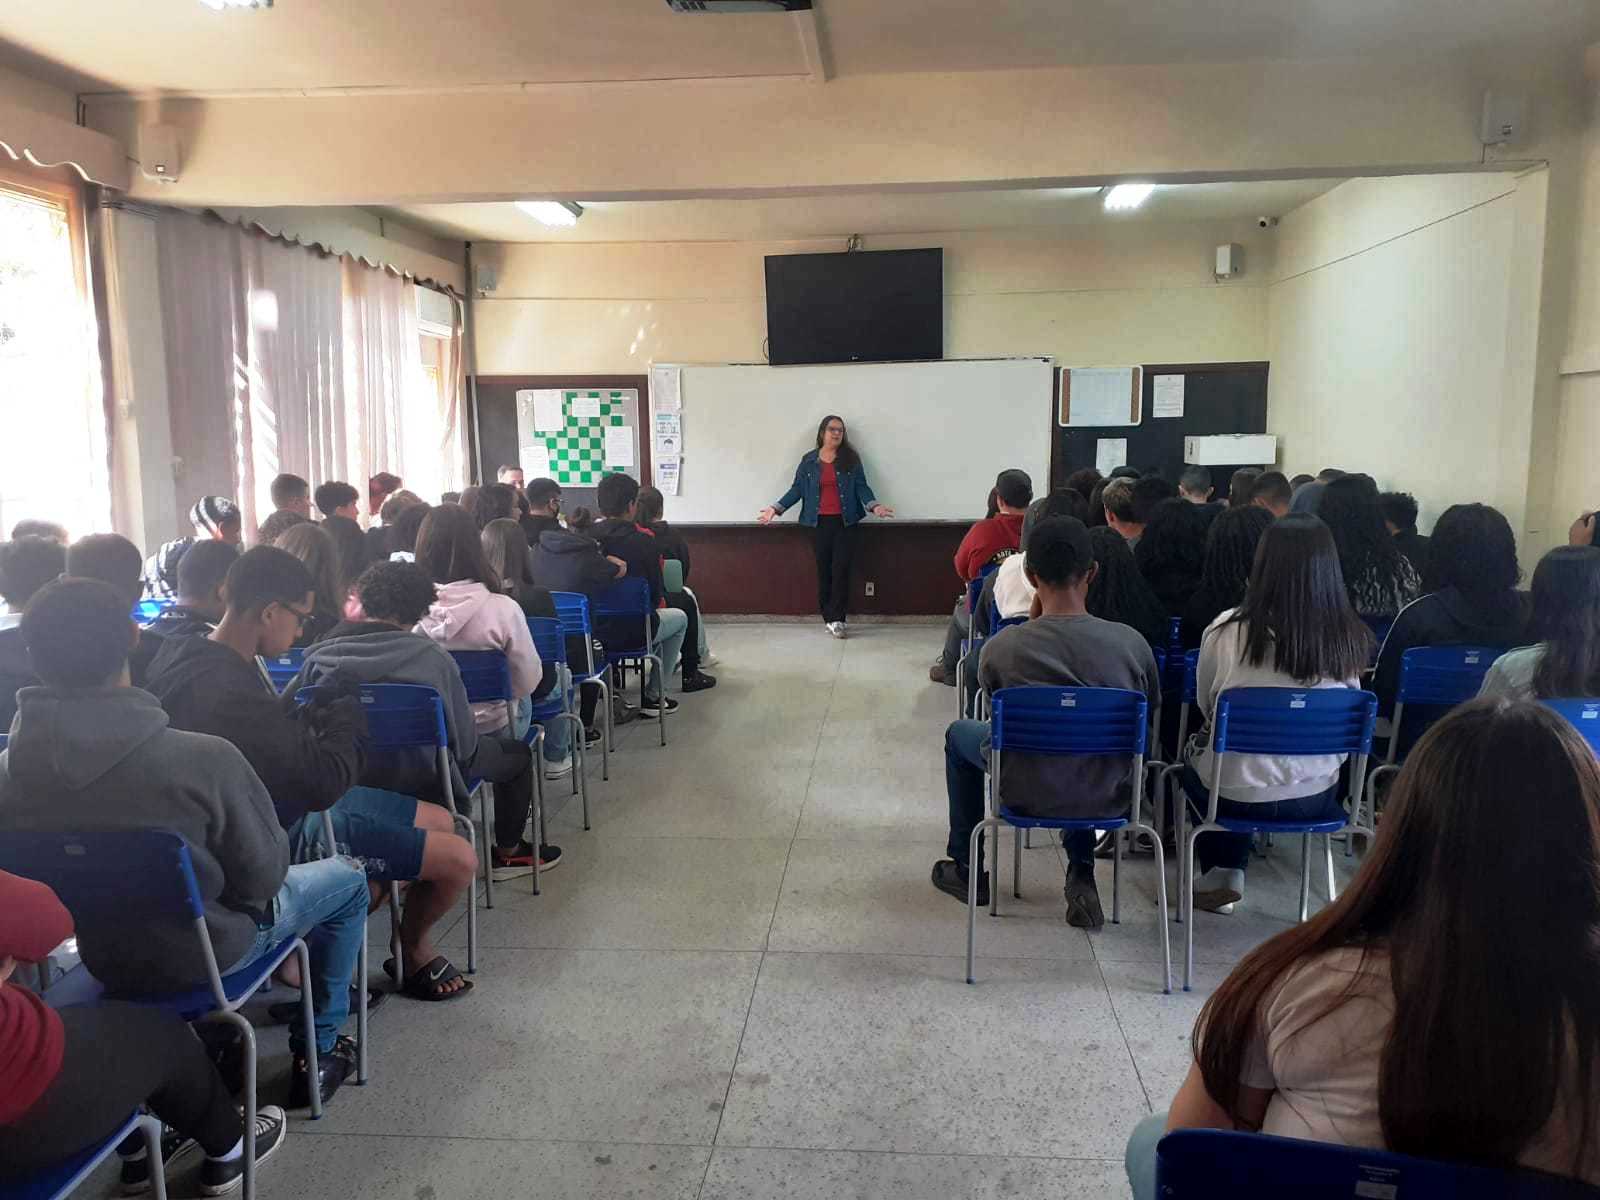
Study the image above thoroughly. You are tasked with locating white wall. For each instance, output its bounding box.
[473,222,1273,375]
[1266,171,1549,539]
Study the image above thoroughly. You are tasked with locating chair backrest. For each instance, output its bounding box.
[1212,687,1377,757]
[965,575,986,617]
[1154,1128,1600,1200]
[0,829,205,925]
[994,614,1028,634]
[990,686,1148,756]
[549,590,593,640]
[526,616,568,668]
[1544,698,1600,757]
[259,647,305,692]
[300,682,447,750]
[592,577,654,653]
[448,649,514,705]
[1181,649,1200,703]
[1394,645,1503,707]
[132,598,174,626]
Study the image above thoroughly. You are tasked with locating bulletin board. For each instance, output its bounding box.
[516,389,638,485]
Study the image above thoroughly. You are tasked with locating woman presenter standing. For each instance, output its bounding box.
[757,415,894,637]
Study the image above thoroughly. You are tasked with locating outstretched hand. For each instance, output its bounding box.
[757,506,778,525]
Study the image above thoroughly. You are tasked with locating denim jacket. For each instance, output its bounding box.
[772,450,879,527]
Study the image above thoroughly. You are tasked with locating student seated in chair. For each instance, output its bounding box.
[144,547,478,1002]
[931,517,1162,929]
[67,533,167,688]
[1479,544,1600,703]
[142,538,239,641]
[288,560,562,880]
[930,469,1034,687]
[0,578,369,1109]
[0,534,66,728]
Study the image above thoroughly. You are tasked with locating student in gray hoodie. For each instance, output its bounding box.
[0,578,369,1110]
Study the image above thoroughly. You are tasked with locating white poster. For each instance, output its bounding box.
[652,365,681,413]
[526,389,565,432]
[519,443,552,479]
[569,395,602,421]
[1062,366,1141,427]
[653,411,682,458]
[1152,374,1185,419]
[656,458,681,496]
[603,424,636,468]
[1095,437,1128,475]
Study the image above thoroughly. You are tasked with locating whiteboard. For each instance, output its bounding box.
[657,358,1053,523]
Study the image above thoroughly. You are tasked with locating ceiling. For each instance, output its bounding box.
[374,179,1343,244]
[2,0,1596,97]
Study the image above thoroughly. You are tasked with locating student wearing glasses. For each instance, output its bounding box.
[520,477,564,544]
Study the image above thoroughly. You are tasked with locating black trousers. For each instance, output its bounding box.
[667,589,701,674]
[0,1003,242,1174]
[467,734,537,849]
[813,516,858,624]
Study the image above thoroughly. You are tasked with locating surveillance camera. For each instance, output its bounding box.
[1257,216,1280,229]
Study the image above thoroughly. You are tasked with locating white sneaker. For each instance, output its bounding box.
[827,621,846,639]
[1192,867,1245,914]
[543,754,573,780]
[703,652,719,667]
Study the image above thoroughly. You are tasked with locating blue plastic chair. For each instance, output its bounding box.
[591,578,667,747]
[1154,1128,1600,1199]
[550,591,613,779]
[0,1111,167,1200]
[968,686,1170,991]
[132,598,174,627]
[0,830,356,1200]
[1543,698,1600,756]
[1163,616,1189,692]
[258,647,305,693]
[955,570,995,719]
[526,616,590,831]
[1181,687,1377,990]
[1361,613,1394,667]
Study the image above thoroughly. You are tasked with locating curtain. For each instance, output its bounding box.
[340,259,415,505]
[437,296,470,495]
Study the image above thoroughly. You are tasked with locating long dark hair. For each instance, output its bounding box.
[1196,699,1600,1176]
[481,518,533,593]
[321,514,369,592]
[1086,526,1169,646]
[1531,546,1600,699]
[1319,475,1417,615]
[1428,503,1520,603]
[814,414,860,474]
[1224,513,1371,680]
[1134,497,1208,617]
[275,522,342,619]
[1198,505,1273,612]
[414,503,502,593]
[635,486,666,526]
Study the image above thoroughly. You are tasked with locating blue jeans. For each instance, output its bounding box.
[224,857,367,1055]
[535,707,573,762]
[643,607,688,702]
[1125,1111,1167,1200]
[944,719,1095,874]
[1178,766,1345,873]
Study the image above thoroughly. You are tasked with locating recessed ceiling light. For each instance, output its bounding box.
[1103,183,1156,211]
[198,0,272,9]
[515,201,584,227]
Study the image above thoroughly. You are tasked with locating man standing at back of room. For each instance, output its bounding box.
[931,516,1162,928]
[929,469,1033,686]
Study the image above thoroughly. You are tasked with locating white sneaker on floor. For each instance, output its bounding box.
[827,621,846,639]
[543,754,573,780]
[1192,867,1245,914]
[703,652,719,667]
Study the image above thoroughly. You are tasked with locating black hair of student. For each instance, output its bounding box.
[1178,464,1213,498]
[321,514,370,591]
[479,483,518,524]
[257,509,310,546]
[1228,467,1262,507]
[1129,475,1176,524]
[525,478,560,509]
[456,485,484,528]
[596,473,641,519]
[1251,471,1292,508]
[984,488,998,519]
[10,519,67,544]
[1377,491,1419,531]
[274,522,343,617]
[567,506,596,533]
[481,518,533,592]
[1530,546,1600,699]
[20,577,134,688]
[223,546,315,617]
[1289,473,1315,491]
[414,503,501,592]
[392,502,431,555]
[1023,516,1093,586]
[814,414,861,474]
[1108,465,1141,481]
[1085,478,1110,527]
[269,473,309,509]
[440,491,461,506]
[66,534,144,610]
[313,480,360,518]
[1085,526,1169,645]
[1319,475,1414,611]
[1224,513,1371,681]
[1063,467,1102,504]
[1134,497,1209,613]
[1198,505,1273,613]
[994,469,1033,510]
[355,560,438,627]
[175,540,239,605]
[1317,467,1345,483]
[1039,486,1087,524]
[0,536,67,608]
[635,486,665,526]
[1427,503,1519,600]
[1100,477,1136,523]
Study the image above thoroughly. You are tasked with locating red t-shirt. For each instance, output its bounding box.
[952,512,1026,581]
[818,460,843,517]
[0,871,74,1125]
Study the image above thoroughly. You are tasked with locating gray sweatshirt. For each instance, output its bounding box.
[0,686,288,993]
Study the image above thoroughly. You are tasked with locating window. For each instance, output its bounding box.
[0,168,106,540]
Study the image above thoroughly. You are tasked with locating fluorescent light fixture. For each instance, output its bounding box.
[1103,183,1156,211]
[515,200,584,227]
[198,0,272,8]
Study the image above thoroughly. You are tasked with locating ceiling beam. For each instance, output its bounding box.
[793,3,832,84]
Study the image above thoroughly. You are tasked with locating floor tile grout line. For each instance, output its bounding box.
[1091,927,1157,1115]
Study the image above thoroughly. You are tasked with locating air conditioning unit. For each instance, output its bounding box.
[666,1,812,11]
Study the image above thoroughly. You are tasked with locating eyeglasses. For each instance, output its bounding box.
[280,602,314,630]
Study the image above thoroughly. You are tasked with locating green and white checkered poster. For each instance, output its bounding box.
[520,390,633,485]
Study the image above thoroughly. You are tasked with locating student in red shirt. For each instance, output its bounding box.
[0,870,288,1193]
[931,469,1033,685]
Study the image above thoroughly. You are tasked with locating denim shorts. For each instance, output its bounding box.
[288,786,426,881]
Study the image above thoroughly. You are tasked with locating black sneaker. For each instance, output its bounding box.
[638,696,680,717]
[681,670,718,694]
[286,1035,358,1109]
[1064,869,1105,930]
[198,1105,288,1195]
[930,859,989,906]
[583,725,604,748]
[119,1128,198,1195]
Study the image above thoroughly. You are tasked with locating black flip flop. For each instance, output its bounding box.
[398,955,474,1002]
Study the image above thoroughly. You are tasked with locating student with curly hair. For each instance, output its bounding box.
[1135,497,1209,619]
[1317,475,1419,618]
[1086,526,1169,648]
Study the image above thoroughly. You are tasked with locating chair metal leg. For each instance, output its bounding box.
[209,1011,260,1198]
[1112,825,1123,924]
[356,922,369,1084]
[450,812,477,973]
[965,817,999,985]
[479,786,496,910]
[387,882,403,986]
[989,811,1000,918]
[531,753,544,897]
[1298,834,1312,922]
[1183,827,1199,991]
[561,713,590,830]
[650,653,666,746]
[293,941,321,1119]
[1012,826,1022,899]
[1172,772,1187,925]
[1324,834,1338,903]
[136,1114,169,1200]
[1140,819,1172,994]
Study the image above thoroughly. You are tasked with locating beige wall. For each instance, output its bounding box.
[473,222,1273,375]
[0,64,76,121]
[1266,171,1549,540]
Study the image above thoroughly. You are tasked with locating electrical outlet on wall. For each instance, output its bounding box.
[864,582,876,596]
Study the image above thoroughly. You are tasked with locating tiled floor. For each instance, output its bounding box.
[165,623,1360,1198]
